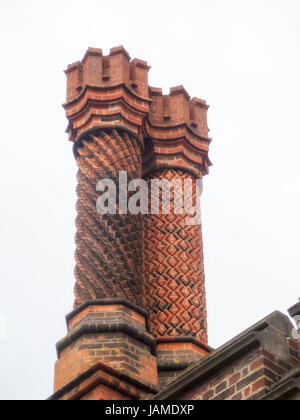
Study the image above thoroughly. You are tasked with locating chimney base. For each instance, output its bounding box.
[53,300,159,399]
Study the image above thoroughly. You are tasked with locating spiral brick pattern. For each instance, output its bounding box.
[73,128,143,308]
[143,169,207,344]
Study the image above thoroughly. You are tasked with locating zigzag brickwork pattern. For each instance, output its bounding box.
[143,169,207,343]
[74,128,143,308]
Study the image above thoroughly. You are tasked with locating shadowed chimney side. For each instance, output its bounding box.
[73,128,143,307]
[142,87,212,388]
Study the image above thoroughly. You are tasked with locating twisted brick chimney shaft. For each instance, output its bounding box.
[74,129,143,307]
[64,46,212,342]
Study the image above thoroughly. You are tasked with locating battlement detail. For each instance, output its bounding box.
[64,46,211,176]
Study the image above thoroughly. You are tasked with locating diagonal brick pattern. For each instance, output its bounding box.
[143,169,208,344]
[74,128,143,308]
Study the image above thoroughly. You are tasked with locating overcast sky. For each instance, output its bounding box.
[0,0,299,400]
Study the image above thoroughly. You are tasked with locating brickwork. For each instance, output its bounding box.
[151,312,300,401]
[74,128,143,307]
[53,46,212,400]
[64,45,211,322]
[157,340,211,389]
[64,46,151,142]
[141,83,211,385]
[143,169,207,343]
[54,302,158,394]
[50,361,152,401]
[143,87,211,178]
[180,348,292,400]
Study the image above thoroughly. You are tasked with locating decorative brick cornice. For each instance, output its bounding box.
[64,47,212,178]
[156,336,213,354]
[143,86,212,178]
[56,320,157,357]
[65,298,149,327]
[54,302,158,393]
[64,46,151,143]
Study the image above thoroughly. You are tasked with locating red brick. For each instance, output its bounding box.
[244,387,251,398]
[229,372,241,386]
[252,378,266,393]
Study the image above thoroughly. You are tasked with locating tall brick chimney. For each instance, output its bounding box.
[142,88,212,386]
[51,47,212,400]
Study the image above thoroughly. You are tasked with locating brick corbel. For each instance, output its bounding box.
[143,86,212,178]
[64,46,151,145]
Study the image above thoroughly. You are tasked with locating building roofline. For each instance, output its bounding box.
[150,311,293,400]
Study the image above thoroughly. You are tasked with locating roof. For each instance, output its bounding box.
[150,311,294,400]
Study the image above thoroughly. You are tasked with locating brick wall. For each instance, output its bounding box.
[151,312,300,401]
[54,302,158,394]
[51,361,152,400]
[157,341,210,389]
[181,348,293,400]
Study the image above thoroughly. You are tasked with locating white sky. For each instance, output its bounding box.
[0,0,299,400]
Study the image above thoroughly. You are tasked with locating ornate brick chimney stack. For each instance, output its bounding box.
[51,47,212,400]
[143,87,212,387]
